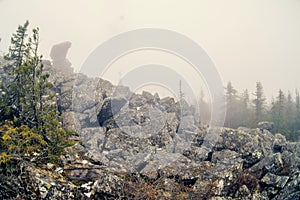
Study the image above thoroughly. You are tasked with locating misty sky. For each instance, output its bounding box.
[1,0,300,100]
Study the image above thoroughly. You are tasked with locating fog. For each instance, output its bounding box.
[1,0,300,99]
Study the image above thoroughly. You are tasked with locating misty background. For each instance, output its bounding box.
[1,0,300,100]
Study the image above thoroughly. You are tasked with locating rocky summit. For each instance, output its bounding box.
[1,61,300,200]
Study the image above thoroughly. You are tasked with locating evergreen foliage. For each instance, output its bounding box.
[199,81,300,141]
[0,21,73,165]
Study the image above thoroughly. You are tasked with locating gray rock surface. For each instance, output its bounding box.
[2,66,299,199]
[50,41,74,75]
[258,121,274,131]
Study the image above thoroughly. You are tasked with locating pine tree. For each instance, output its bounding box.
[179,80,184,103]
[295,90,300,131]
[240,89,252,127]
[252,82,266,124]
[2,21,29,121]
[198,88,211,125]
[225,82,238,128]
[271,90,288,134]
[286,92,295,131]
[2,22,54,133]
[0,21,72,163]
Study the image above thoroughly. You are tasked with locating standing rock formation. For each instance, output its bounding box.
[50,41,74,75]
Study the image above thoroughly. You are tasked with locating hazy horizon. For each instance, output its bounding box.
[1,0,300,100]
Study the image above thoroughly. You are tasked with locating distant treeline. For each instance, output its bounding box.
[197,81,300,142]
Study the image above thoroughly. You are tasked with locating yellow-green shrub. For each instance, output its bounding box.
[0,152,12,164]
[0,121,47,158]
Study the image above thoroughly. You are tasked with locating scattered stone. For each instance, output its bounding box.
[235,184,250,198]
[261,172,289,188]
[47,163,55,170]
[258,121,274,131]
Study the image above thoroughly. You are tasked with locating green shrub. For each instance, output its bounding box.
[0,121,47,159]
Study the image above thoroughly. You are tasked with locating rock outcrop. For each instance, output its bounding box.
[1,64,299,199]
[50,41,74,75]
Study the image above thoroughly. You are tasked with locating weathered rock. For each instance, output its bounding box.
[285,142,300,158]
[261,172,289,188]
[159,156,210,183]
[0,161,85,200]
[159,96,177,112]
[236,173,260,193]
[280,150,300,175]
[50,41,74,75]
[50,41,71,61]
[247,153,283,179]
[61,111,76,130]
[258,121,274,131]
[274,133,287,153]
[211,149,240,164]
[178,115,197,132]
[64,162,103,183]
[214,128,265,167]
[202,160,243,195]
[92,173,125,198]
[235,184,251,198]
[193,179,225,198]
[97,97,127,128]
[272,172,300,200]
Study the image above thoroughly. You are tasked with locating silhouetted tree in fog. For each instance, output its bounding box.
[252,82,266,125]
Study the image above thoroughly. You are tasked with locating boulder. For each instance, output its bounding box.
[50,41,74,75]
[258,121,274,131]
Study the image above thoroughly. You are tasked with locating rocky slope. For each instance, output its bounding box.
[1,47,299,199]
[2,125,299,199]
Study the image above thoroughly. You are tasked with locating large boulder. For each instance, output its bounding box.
[97,98,127,129]
[258,121,274,131]
[50,41,74,75]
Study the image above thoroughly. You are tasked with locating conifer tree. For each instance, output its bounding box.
[225,82,238,127]
[252,82,266,124]
[240,89,251,127]
[270,90,288,134]
[2,21,29,121]
[0,21,71,162]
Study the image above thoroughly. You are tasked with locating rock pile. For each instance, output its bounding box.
[1,56,299,199]
[44,65,300,199]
